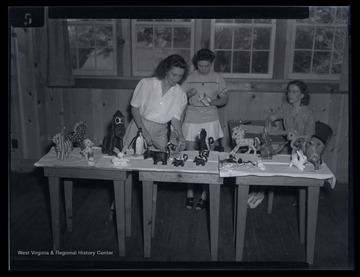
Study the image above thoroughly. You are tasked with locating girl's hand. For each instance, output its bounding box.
[187,88,197,97]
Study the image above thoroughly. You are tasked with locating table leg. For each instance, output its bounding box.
[142,181,153,258]
[125,172,132,237]
[299,188,306,244]
[151,183,158,238]
[48,177,60,250]
[209,184,220,261]
[233,185,237,240]
[113,180,126,257]
[64,180,73,232]
[306,186,320,264]
[235,185,250,261]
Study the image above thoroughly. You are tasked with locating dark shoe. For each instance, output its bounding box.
[186,197,194,209]
[195,199,207,211]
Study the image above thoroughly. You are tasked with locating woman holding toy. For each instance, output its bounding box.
[181,48,229,211]
[122,54,188,153]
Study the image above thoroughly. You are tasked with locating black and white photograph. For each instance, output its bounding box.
[9,5,352,271]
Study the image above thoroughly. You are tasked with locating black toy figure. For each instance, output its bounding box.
[198,128,214,157]
[193,154,208,166]
[102,110,126,156]
[172,154,189,167]
[144,143,175,165]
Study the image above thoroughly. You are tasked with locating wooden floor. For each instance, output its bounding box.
[9,169,352,270]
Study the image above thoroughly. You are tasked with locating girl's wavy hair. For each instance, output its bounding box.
[192,48,216,69]
[286,80,310,106]
[153,54,188,85]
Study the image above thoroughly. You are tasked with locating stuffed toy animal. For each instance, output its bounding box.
[198,128,214,157]
[52,127,73,160]
[102,110,126,156]
[289,150,307,171]
[65,121,88,150]
[80,138,94,165]
[143,143,175,165]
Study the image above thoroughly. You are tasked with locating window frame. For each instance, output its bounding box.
[67,19,117,76]
[210,19,277,79]
[288,7,349,81]
[131,19,195,77]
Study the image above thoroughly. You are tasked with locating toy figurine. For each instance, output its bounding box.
[80,138,95,165]
[289,150,307,171]
[128,128,147,156]
[172,154,189,167]
[102,110,126,156]
[144,143,175,165]
[230,126,260,156]
[52,127,73,160]
[198,128,214,157]
[65,121,87,150]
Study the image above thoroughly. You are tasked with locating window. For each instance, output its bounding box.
[210,19,276,79]
[131,19,195,76]
[67,19,117,76]
[289,6,349,80]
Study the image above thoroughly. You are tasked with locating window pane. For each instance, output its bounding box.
[155,27,171,48]
[315,27,334,50]
[252,51,269,73]
[137,19,154,22]
[214,51,231,73]
[331,51,343,74]
[312,51,331,73]
[69,47,78,69]
[295,26,315,49]
[233,51,250,73]
[95,49,114,70]
[334,27,347,50]
[137,27,153,47]
[173,19,191,22]
[234,28,251,49]
[297,7,316,23]
[335,7,349,24]
[68,25,77,48]
[215,27,232,49]
[78,25,94,47]
[173,27,191,48]
[253,28,271,50]
[79,48,96,69]
[136,48,155,71]
[155,19,172,22]
[95,26,113,48]
[293,51,312,73]
[173,49,191,66]
[314,7,335,24]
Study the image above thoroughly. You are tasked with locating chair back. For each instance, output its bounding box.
[314,121,333,154]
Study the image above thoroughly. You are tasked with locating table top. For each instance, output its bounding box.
[35,147,221,174]
[218,152,336,188]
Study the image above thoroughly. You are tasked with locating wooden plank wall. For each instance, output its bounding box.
[10,28,349,184]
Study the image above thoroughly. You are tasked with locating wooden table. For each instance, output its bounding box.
[137,151,223,261]
[34,147,132,256]
[219,153,336,264]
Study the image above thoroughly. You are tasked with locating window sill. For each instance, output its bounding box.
[69,76,348,94]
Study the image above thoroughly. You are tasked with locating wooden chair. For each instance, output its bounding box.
[266,121,333,214]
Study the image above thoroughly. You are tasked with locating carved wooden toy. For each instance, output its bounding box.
[52,127,73,160]
[80,138,94,165]
[289,150,307,171]
[230,126,260,157]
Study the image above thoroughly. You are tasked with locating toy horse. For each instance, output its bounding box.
[102,110,126,156]
[230,126,260,156]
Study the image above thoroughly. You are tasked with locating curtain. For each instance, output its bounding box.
[36,9,74,87]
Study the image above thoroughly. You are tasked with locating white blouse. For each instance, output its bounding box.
[130,77,187,124]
